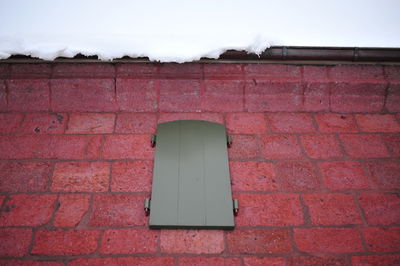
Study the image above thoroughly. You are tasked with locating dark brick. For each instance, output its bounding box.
[0,80,7,111]
[102,135,154,159]
[276,161,320,191]
[267,113,315,133]
[159,63,201,79]
[226,113,267,134]
[359,193,400,225]
[20,113,66,134]
[245,64,301,80]
[383,134,400,157]
[10,64,52,79]
[301,134,343,159]
[0,113,23,133]
[0,135,37,159]
[66,113,115,134]
[244,257,285,266]
[303,66,329,82]
[70,257,174,266]
[340,134,389,158]
[202,80,244,112]
[386,83,400,112]
[329,65,385,82]
[230,161,278,191]
[262,135,303,159]
[52,63,115,78]
[116,63,159,78]
[363,227,400,252]
[116,78,158,112]
[159,79,201,112]
[303,83,330,112]
[7,79,50,111]
[54,194,90,227]
[0,260,63,266]
[288,256,346,266]
[111,161,152,192]
[101,229,158,254]
[352,255,400,266]
[203,63,243,79]
[0,228,32,257]
[366,161,400,190]
[115,113,157,134]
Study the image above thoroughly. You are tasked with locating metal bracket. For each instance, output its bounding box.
[226,135,232,148]
[151,135,157,147]
[144,198,151,216]
[233,199,239,216]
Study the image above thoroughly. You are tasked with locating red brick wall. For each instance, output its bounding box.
[0,63,399,265]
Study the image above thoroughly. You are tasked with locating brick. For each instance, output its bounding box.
[159,112,224,124]
[267,113,315,133]
[303,66,329,82]
[7,79,49,111]
[262,135,303,159]
[340,134,389,158]
[52,63,115,78]
[0,80,7,111]
[275,161,320,191]
[363,227,400,252]
[117,79,158,112]
[160,230,224,254]
[315,113,358,133]
[181,257,242,266]
[70,257,174,266]
[301,134,343,159]
[0,65,10,78]
[365,161,400,189]
[0,195,5,206]
[385,66,400,81]
[54,194,90,227]
[0,228,32,257]
[288,256,346,266]
[359,193,400,225]
[352,255,400,266]
[103,134,153,159]
[0,113,23,133]
[36,135,87,159]
[226,113,266,134]
[246,81,303,112]
[244,257,285,266]
[329,65,385,82]
[303,83,330,112]
[0,135,37,159]
[90,194,147,226]
[230,161,278,191]
[303,193,362,225]
[203,63,243,79]
[159,79,201,112]
[0,261,63,266]
[101,229,158,254]
[245,64,301,80]
[235,193,304,226]
[52,162,109,192]
[20,113,66,134]
[0,194,56,226]
[10,64,52,79]
[51,79,117,112]
[111,161,152,192]
[227,229,292,254]
[202,80,244,112]
[383,134,400,157]
[318,161,369,190]
[32,229,99,255]
[330,83,386,112]
[116,63,159,78]
[228,135,260,160]
[67,113,115,134]
[386,83,400,112]
[356,114,400,132]
[159,63,201,79]
[294,228,363,253]
[115,113,157,133]
[0,161,51,192]
[86,135,103,159]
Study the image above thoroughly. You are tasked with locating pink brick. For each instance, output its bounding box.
[54,194,90,227]
[303,83,330,112]
[366,161,400,189]
[32,229,99,255]
[301,134,343,159]
[383,134,400,157]
[303,193,362,225]
[340,134,389,158]
[329,65,385,82]
[235,193,304,226]
[318,161,369,190]
[230,161,278,191]
[116,63,159,78]
[101,229,158,254]
[0,260,63,266]
[20,113,66,134]
[86,135,103,159]
[52,63,115,78]
[244,257,285,266]
[267,113,315,133]
[226,113,267,134]
[352,255,400,266]
[51,79,117,112]
[0,228,32,257]
[356,114,400,132]
[159,79,201,112]
[0,80,7,111]
[315,113,358,133]
[294,228,364,253]
[181,257,242,266]
[262,135,303,159]
[227,229,292,254]
[160,230,224,254]
[159,63,201,79]
[202,80,244,112]
[117,79,158,111]
[111,161,152,192]
[0,161,51,192]
[67,113,115,134]
[36,135,87,159]
[0,195,4,206]
[52,162,109,192]
[359,193,400,225]
[275,161,320,191]
[203,63,243,79]
[245,64,301,80]
[303,66,329,82]
[90,194,147,226]
[115,113,157,133]
[102,135,154,159]
[0,135,37,159]
[158,112,224,124]
[228,135,260,160]
[7,79,50,111]
[386,83,400,112]
[0,194,56,226]
[363,227,400,252]
[10,64,52,79]
[0,113,23,133]
[70,257,174,266]
[288,256,346,266]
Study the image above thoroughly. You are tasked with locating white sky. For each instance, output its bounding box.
[0,0,399,62]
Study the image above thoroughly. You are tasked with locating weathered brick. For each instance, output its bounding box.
[356,114,400,132]
[7,79,50,111]
[288,256,346,266]
[90,194,147,226]
[385,66,400,81]
[315,113,358,133]
[0,135,37,159]
[52,63,115,78]
[202,80,244,112]
[227,229,292,254]
[359,193,400,225]
[0,80,7,111]
[318,161,369,190]
[244,257,285,266]
[51,79,117,112]
[275,161,320,191]
[32,229,99,255]
[226,113,267,134]
[363,227,400,252]
[0,260,63,266]
[10,64,52,79]
[203,63,243,79]
[52,162,109,192]
[235,193,304,226]
[228,135,260,160]
[351,255,400,266]
[340,134,389,158]
[303,66,329,82]
[0,65,10,79]
[20,113,66,134]
[329,65,385,82]
[230,161,278,191]
[262,135,303,159]
[116,79,158,112]
[0,194,56,226]
[160,230,224,254]
[66,113,115,134]
[181,257,242,266]
[0,161,51,192]
[365,161,400,189]
[0,113,23,133]
[101,229,158,254]
[386,83,400,112]
[158,112,224,124]
[303,83,330,112]
[115,113,157,133]
[0,228,32,257]
[267,113,315,133]
[102,135,154,159]
[111,161,152,192]
[245,64,301,80]
[301,134,343,159]
[54,194,90,227]
[70,257,174,266]
[383,134,400,157]
[0,195,5,206]
[159,63,201,79]
[294,228,364,253]
[86,135,103,159]
[303,193,362,225]
[116,63,159,78]
[159,79,201,112]
[36,135,87,159]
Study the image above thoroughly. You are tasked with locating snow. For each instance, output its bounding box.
[0,0,399,63]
